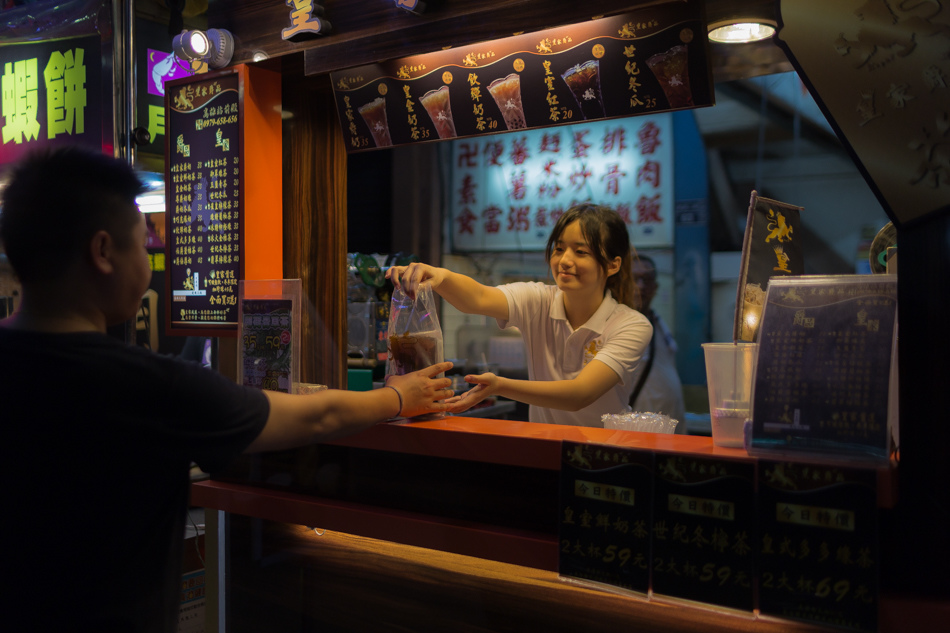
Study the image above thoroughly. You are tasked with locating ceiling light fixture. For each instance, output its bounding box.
[172,28,235,69]
[707,20,776,44]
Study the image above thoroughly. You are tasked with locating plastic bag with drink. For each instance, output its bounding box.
[386,282,446,418]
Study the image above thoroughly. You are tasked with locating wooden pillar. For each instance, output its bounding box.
[282,72,348,388]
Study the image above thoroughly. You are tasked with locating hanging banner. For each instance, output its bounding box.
[449,115,674,251]
[0,35,105,166]
[329,0,713,152]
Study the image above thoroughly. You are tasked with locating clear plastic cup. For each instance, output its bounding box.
[702,342,757,448]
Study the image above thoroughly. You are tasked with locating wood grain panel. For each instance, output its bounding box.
[225,518,833,633]
[282,70,348,387]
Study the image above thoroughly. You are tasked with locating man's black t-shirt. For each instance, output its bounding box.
[0,328,270,632]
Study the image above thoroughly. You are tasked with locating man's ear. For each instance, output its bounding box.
[89,230,116,275]
[606,255,622,277]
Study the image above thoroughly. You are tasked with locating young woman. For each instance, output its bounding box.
[386,203,653,427]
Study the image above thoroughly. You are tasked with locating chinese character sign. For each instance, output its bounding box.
[0,36,103,165]
[450,116,674,251]
[165,72,242,332]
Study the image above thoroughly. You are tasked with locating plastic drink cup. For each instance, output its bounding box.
[560,60,605,120]
[357,97,393,147]
[419,85,458,139]
[487,73,527,130]
[702,342,758,448]
[646,45,693,108]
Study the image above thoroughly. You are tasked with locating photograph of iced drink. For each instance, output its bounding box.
[419,85,458,139]
[646,45,693,108]
[560,60,605,120]
[357,97,393,147]
[487,73,527,130]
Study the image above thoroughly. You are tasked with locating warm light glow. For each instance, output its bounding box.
[708,22,775,44]
[189,31,210,56]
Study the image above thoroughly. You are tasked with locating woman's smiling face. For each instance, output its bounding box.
[550,220,612,295]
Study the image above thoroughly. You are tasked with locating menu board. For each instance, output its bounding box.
[757,461,879,633]
[164,70,242,334]
[749,275,898,462]
[650,454,756,611]
[558,441,654,594]
[330,1,713,151]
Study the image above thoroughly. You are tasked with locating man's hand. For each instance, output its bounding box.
[386,361,455,418]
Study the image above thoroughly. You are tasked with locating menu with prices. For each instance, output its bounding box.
[650,455,756,611]
[165,70,242,333]
[237,280,301,394]
[330,0,712,152]
[749,275,898,462]
[557,441,654,594]
[757,461,879,633]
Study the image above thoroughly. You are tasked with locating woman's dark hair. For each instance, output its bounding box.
[0,146,145,284]
[544,203,639,309]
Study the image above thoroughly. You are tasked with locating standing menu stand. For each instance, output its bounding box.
[237,280,302,394]
[748,275,898,463]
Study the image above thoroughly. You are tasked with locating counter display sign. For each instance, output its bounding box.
[557,441,654,594]
[749,275,898,462]
[329,0,712,152]
[164,70,242,334]
[237,280,301,394]
[650,455,756,611]
[757,461,879,633]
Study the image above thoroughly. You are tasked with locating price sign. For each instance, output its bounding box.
[558,441,653,593]
[651,454,756,610]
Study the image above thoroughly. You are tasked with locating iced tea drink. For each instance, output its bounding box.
[646,45,693,108]
[357,97,393,147]
[419,86,457,139]
[560,60,605,120]
[488,73,527,130]
[388,332,443,375]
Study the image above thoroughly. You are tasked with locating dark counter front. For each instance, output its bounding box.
[192,416,927,633]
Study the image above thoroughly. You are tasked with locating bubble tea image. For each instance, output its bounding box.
[646,45,694,108]
[419,85,458,139]
[357,97,393,147]
[560,60,605,120]
[487,73,527,130]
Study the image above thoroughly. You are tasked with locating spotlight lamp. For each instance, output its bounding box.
[172,28,235,70]
[707,20,776,44]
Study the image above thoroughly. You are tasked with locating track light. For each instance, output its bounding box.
[172,28,234,70]
[707,20,776,44]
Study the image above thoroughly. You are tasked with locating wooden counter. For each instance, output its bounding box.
[194,416,918,633]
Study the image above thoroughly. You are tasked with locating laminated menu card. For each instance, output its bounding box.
[748,275,898,462]
[557,441,654,594]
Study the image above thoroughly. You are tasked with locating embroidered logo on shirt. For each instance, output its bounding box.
[583,339,602,365]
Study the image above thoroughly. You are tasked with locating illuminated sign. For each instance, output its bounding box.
[449,115,675,251]
[0,36,104,165]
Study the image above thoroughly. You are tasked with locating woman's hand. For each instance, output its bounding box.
[444,372,501,414]
[386,263,446,300]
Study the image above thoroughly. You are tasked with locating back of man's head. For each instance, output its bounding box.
[0,147,145,285]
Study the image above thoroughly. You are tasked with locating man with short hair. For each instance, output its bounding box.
[0,146,453,632]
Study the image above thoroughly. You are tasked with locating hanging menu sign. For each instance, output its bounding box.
[650,454,756,611]
[557,441,654,594]
[330,0,713,151]
[164,70,242,334]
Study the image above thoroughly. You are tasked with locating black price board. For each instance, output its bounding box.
[651,454,756,611]
[749,275,898,461]
[557,441,654,593]
[164,69,242,335]
[757,461,879,633]
[330,0,713,152]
